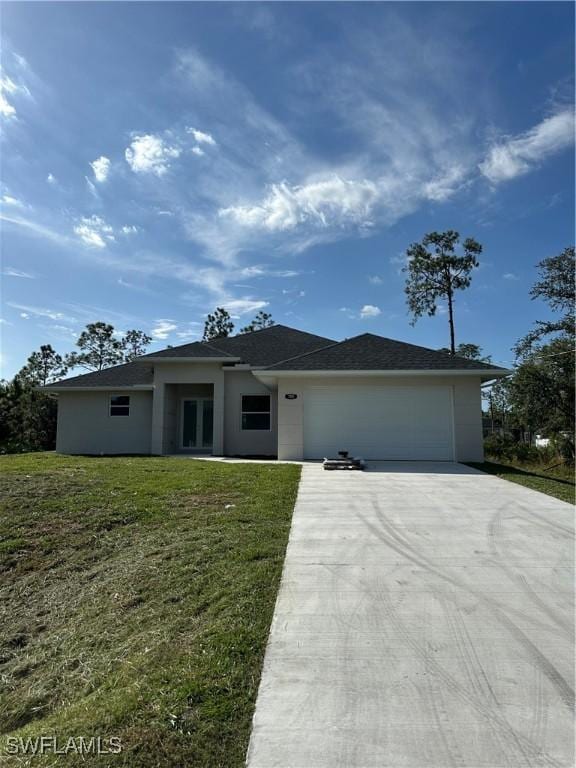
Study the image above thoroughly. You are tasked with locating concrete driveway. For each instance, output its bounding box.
[247,462,574,768]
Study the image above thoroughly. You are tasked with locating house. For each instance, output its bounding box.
[44,325,509,461]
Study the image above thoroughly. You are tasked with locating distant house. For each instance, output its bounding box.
[534,434,551,448]
[44,325,508,461]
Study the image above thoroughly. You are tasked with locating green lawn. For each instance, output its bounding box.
[468,459,575,504]
[0,453,301,767]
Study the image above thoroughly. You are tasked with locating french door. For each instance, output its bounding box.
[181,398,214,450]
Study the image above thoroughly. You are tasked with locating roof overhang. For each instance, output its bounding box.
[146,357,241,363]
[252,368,511,386]
[41,385,155,393]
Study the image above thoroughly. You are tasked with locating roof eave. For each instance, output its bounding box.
[146,356,240,363]
[41,385,155,392]
[253,368,511,378]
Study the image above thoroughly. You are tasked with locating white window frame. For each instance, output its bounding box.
[241,393,271,432]
[109,394,130,417]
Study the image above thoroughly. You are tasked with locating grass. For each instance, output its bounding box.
[468,457,575,504]
[0,453,301,767]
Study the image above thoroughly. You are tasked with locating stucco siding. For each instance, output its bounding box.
[224,371,277,456]
[452,377,484,462]
[277,376,484,462]
[56,390,153,454]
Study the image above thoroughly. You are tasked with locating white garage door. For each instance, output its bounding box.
[303,385,454,460]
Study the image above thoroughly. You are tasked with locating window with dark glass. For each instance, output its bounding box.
[110,395,130,416]
[241,395,270,430]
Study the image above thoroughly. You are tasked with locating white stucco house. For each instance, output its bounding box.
[45,325,508,462]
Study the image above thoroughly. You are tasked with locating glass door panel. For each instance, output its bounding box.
[202,400,214,448]
[182,399,198,448]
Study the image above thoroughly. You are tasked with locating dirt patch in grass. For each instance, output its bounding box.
[0,453,300,766]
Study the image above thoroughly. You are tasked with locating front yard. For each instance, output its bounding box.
[468,459,575,504]
[0,454,300,766]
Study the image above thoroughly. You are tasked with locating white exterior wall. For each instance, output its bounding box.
[224,371,277,456]
[277,376,484,462]
[452,377,484,462]
[56,390,153,454]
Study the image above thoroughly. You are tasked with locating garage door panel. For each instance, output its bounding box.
[303,386,453,460]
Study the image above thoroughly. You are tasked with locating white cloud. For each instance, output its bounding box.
[125,134,181,176]
[175,322,202,341]
[85,176,98,197]
[360,304,381,319]
[479,108,575,184]
[46,173,57,185]
[187,127,216,146]
[2,267,34,278]
[0,213,70,246]
[0,76,18,118]
[502,272,519,281]
[0,70,31,119]
[220,298,269,317]
[40,323,78,340]
[90,155,111,183]
[151,319,177,340]
[191,146,205,157]
[121,225,138,235]
[220,176,379,232]
[0,76,18,94]
[73,215,115,248]
[8,302,76,322]
[368,275,383,285]
[1,194,25,207]
[239,265,300,278]
[0,93,16,118]
[423,164,466,202]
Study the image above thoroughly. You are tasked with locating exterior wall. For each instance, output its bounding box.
[452,377,484,462]
[277,376,484,462]
[56,390,153,454]
[151,363,225,455]
[223,371,277,456]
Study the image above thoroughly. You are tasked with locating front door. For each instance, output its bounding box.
[181,398,214,450]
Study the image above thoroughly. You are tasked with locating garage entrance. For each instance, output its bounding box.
[303,384,454,460]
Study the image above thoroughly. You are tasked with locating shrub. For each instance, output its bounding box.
[484,434,516,460]
[484,435,564,466]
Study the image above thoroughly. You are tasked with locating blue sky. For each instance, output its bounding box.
[1,1,574,378]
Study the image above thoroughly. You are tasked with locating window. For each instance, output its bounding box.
[110,395,130,416]
[241,394,270,430]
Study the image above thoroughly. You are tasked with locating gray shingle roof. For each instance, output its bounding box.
[143,341,237,359]
[45,326,334,388]
[45,361,154,389]
[143,324,334,367]
[44,328,506,390]
[264,334,508,372]
[202,325,334,367]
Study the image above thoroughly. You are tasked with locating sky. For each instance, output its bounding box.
[0,1,574,378]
